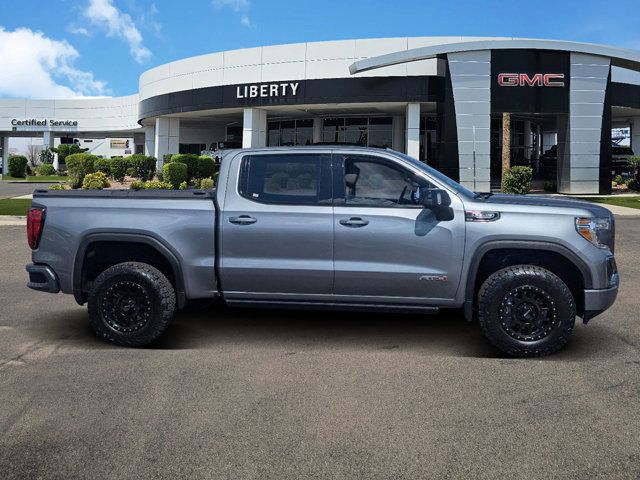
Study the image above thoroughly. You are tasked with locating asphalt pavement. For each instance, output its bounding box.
[0,181,54,199]
[0,221,639,479]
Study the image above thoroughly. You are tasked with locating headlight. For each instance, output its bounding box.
[575,217,611,249]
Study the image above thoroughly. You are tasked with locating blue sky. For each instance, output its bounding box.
[0,0,639,98]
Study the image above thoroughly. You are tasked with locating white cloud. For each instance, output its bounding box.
[0,27,108,99]
[83,0,151,63]
[68,25,90,36]
[213,0,252,27]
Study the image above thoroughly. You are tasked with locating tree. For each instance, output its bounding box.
[39,147,55,164]
[501,112,511,191]
[53,144,89,166]
[26,144,42,167]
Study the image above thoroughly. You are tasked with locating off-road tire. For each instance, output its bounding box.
[477,265,576,357]
[87,262,176,347]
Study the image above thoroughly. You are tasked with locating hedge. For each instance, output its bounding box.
[110,157,129,182]
[7,155,28,178]
[198,156,215,179]
[38,163,56,176]
[66,153,97,188]
[129,154,157,181]
[162,162,188,188]
[502,166,533,194]
[170,154,199,181]
[94,158,111,176]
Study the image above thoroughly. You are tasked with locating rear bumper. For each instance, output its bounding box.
[583,280,618,322]
[26,264,60,293]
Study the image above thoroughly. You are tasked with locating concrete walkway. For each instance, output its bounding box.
[0,216,26,226]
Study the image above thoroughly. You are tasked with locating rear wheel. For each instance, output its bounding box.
[87,262,176,347]
[477,265,576,357]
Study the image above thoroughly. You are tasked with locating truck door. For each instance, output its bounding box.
[220,151,334,298]
[332,153,465,302]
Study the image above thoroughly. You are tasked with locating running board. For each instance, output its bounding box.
[225,300,439,314]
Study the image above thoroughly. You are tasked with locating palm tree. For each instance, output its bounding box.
[501,112,511,190]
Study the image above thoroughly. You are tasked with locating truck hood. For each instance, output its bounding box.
[478,194,612,217]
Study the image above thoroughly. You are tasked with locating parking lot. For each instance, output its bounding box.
[1,219,639,480]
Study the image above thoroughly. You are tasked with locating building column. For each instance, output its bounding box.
[154,118,180,167]
[392,115,404,152]
[312,118,323,144]
[1,137,9,176]
[144,126,156,157]
[242,108,267,148]
[405,103,420,160]
[558,53,610,194]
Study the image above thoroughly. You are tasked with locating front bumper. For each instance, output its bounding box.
[26,264,60,293]
[583,274,619,323]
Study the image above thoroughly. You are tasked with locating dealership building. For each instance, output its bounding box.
[2,36,640,194]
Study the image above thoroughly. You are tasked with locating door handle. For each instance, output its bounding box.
[339,217,369,228]
[229,215,257,225]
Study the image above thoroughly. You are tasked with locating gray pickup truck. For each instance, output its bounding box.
[26,147,619,356]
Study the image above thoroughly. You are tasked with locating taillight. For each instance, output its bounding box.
[27,207,45,250]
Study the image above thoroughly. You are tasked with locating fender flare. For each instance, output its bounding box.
[72,231,186,308]
[463,240,593,321]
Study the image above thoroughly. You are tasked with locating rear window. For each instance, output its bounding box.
[238,153,331,205]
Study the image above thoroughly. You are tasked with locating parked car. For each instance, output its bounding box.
[26,147,618,357]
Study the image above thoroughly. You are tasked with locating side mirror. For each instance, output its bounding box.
[422,188,454,221]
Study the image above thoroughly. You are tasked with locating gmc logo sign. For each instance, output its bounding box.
[498,73,565,87]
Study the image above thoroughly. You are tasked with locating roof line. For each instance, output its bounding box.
[349,39,640,75]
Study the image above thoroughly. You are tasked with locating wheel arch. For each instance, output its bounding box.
[463,241,592,321]
[73,231,186,308]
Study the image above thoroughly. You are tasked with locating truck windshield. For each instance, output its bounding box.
[389,151,478,199]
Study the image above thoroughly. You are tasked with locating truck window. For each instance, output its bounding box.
[338,155,432,208]
[239,153,331,205]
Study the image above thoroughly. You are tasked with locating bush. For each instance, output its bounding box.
[26,165,33,176]
[82,171,110,190]
[129,154,157,181]
[49,184,66,190]
[38,164,56,176]
[163,153,173,164]
[7,155,28,178]
[179,181,188,190]
[110,157,129,182]
[198,156,215,179]
[130,180,145,190]
[502,166,533,194]
[200,177,215,189]
[613,174,623,185]
[624,178,639,190]
[54,144,88,167]
[162,162,187,188]
[170,154,199,181]
[156,169,163,181]
[94,158,111,176]
[66,153,97,188]
[143,180,173,190]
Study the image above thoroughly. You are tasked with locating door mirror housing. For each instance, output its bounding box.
[422,188,454,221]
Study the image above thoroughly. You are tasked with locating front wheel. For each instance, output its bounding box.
[477,265,576,357]
[87,262,176,347]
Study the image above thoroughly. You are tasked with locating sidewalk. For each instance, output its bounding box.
[0,216,26,226]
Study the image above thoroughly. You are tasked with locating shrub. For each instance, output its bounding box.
[200,177,215,190]
[198,156,215,179]
[26,165,33,176]
[54,144,88,167]
[82,171,110,190]
[66,153,96,188]
[179,181,188,190]
[163,153,174,164]
[624,178,639,190]
[129,154,157,181]
[39,148,55,165]
[170,154,199,180]
[613,174,623,185]
[502,166,533,194]
[8,155,28,178]
[49,184,66,190]
[156,169,163,181]
[110,157,129,182]
[143,180,173,190]
[162,162,187,188]
[94,158,111,176]
[38,164,56,176]
[130,180,145,190]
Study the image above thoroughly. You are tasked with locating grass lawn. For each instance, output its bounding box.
[0,199,32,216]
[0,175,66,182]
[579,196,640,210]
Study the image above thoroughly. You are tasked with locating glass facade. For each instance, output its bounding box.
[267,119,313,146]
[322,117,392,148]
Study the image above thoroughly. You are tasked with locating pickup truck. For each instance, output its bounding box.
[26,147,619,357]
